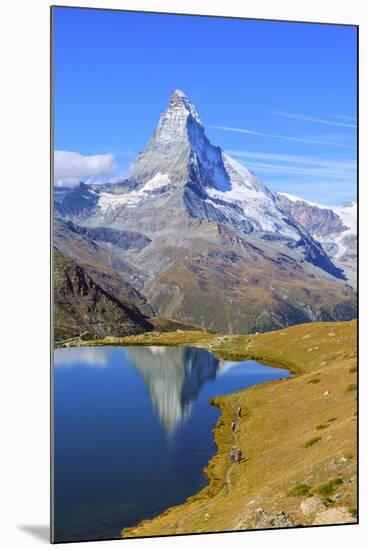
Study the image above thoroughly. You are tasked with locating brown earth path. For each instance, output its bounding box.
[174,407,243,534]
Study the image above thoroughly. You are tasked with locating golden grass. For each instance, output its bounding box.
[120,320,357,537]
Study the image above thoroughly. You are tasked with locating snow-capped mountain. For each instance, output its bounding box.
[65,90,310,240]
[54,90,356,333]
[277,193,357,287]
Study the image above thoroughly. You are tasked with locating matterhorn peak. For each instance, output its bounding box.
[168,89,202,124]
[129,89,208,184]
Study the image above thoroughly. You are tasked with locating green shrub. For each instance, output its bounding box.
[287,484,310,497]
[347,383,357,392]
[303,437,321,448]
[308,378,321,384]
[326,417,337,423]
[316,424,328,430]
[349,366,357,373]
[316,478,343,496]
[348,507,357,517]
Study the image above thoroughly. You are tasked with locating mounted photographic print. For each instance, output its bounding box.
[51,6,358,543]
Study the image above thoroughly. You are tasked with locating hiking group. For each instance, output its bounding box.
[230,447,242,463]
[229,405,243,464]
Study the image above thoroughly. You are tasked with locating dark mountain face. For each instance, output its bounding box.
[53,249,153,342]
[54,182,99,218]
[61,220,151,252]
[53,90,356,334]
[54,217,154,316]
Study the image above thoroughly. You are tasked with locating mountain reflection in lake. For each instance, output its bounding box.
[53,345,289,542]
[126,347,219,433]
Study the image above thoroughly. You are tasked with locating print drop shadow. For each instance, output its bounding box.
[17,524,49,543]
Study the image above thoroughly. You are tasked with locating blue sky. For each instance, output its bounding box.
[53,7,357,204]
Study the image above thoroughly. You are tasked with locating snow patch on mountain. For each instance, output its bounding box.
[99,172,171,211]
[205,154,299,238]
[332,203,357,231]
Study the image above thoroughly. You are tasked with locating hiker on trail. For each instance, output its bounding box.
[230,449,235,463]
[231,420,236,432]
[237,406,242,419]
[237,448,242,463]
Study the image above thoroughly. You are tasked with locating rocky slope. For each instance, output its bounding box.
[54,216,154,316]
[54,90,357,333]
[277,193,357,287]
[53,248,153,341]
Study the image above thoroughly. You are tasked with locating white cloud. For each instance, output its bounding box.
[54,150,116,187]
[54,347,112,367]
[207,125,355,150]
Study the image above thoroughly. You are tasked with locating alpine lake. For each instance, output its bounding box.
[53,345,290,542]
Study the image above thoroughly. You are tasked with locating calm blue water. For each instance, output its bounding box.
[53,346,289,542]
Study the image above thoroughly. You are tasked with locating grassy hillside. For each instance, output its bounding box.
[119,320,357,536]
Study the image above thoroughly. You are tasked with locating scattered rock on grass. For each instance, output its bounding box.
[343,475,357,485]
[314,507,356,525]
[254,509,294,528]
[300,497,326,516]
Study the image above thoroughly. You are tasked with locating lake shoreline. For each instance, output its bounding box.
[54,320,357,537]
[121,321,356,538]
[119,334,295,537]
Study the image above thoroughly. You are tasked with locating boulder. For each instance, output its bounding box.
[314,507,356,525]
[254,509,294,529]
[300,497,326,516]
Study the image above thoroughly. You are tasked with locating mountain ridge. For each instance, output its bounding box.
[54,90,357,334]
[53,248,154,341]
[276,193,357,288]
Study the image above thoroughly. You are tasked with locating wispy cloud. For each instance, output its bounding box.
[234,161,354,180]
[226,150,356,180]
[269,180,356,205]
[54,150,116,187]
[226,149,356,205]
[274,111,357,128]
[207,125,355,150]
[226,150,356,169]
[327,114,357,123]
